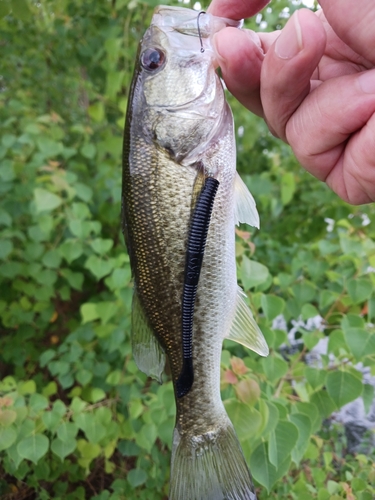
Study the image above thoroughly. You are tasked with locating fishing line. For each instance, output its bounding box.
[176,176,219,398]
[197,11,206,53]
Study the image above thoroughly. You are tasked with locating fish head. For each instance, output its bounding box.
[131,6,241,164]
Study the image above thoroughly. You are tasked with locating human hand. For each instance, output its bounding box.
[209,0,375,204]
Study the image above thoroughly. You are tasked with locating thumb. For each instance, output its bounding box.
[212,27,265,116]
[261,9,326,140]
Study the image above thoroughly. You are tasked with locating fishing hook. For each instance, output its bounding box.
[197,11,206,53]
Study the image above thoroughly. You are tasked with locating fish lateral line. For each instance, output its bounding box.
[176,176,220,399]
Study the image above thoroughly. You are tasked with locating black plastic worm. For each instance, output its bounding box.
[176,177,220,398]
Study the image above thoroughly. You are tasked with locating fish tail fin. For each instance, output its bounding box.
[169,422,257,500]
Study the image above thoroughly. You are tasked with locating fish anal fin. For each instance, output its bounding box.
[225,287,269,356]
[234,172,260,229]
[131,291,165,383]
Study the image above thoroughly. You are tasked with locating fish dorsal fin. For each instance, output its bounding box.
[234,172,260,229]
[225,287,269,356]
[131,291,165,383]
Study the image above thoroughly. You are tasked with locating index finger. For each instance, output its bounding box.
[319,0,375,65]
[208,0,270,20]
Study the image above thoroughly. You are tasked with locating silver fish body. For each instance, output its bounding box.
[122,6,268,499]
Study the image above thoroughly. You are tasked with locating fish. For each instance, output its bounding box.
[121,6,269,500]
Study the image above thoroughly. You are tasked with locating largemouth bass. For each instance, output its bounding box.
[122,6,268,499]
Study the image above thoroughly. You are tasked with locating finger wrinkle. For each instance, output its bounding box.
[208,0,270,19]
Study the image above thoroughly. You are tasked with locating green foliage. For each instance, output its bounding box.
[1,0,375,498]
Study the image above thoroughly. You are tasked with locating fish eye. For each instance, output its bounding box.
[141,48,165,71]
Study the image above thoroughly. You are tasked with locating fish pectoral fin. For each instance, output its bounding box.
[225,287,269,356]
[234,172,260,229]
[131,291,165,383]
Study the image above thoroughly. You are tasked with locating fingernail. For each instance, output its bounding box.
[358,70,375,94]
[275,11,303,59]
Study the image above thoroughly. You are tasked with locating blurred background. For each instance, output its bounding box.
[0,0,374,498]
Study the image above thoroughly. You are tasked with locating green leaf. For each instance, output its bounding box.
[87,388,106,403]
[289,413,312,465]
[90,238,114,256]
[0,209,12,227]
[17,434,49,464]
[135,423,157,452]
[42,381,58,398]
[310,390,336,419]
[305,367,326,390]
[292,281,315,307]
[105,267,131,290]
[49,402,65,420]
[77,440,101,460]
[68,219,85,238]
[105,369,122,385]
[76,369,92,386]
[328,329,348,356]
[59,240,83,263]
[326,370,362,408]
[261,294,285,321]
[268,420,298,468]
[85,255,114,280]
[51,438,77,461]
[368,296,375,321]
[34,188,62,213]
[224,400,262,441]
[0,0,11,18]
[57,422,78,441]
[259,400,279,438]
[347,278,372,304]
[11,0,31,21]
[74,413,106,444]
[241,256,270,290]
[81,303,100,323]
[95,301,118,325]
[36,137,63,157]
[18,380,36,395]
[261,355,288,384]
[0,426,17,451]
[75,183,93,202]
[35,269,57,286]
[301,304,319,320]
[42,411,61,432]
[42,249,62,268]
[250,441,291,492]
[29,394,49,412]
[319,290,339,310]
[80,143,96,159]
[281,172,296,205]
[0,240,13,259]
[363,384,374,414]
[60,269,84,290]
[344,327,375,361]
[0,409,17,427]
[128,468,147,488]
[88,102,105,122]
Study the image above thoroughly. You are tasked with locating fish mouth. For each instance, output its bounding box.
[151,6,242,49]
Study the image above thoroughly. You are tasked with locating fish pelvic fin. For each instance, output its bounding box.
[170,422,257,500]
[131,290,165,384]
[234,172,260,229]
[225,287,269,356]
